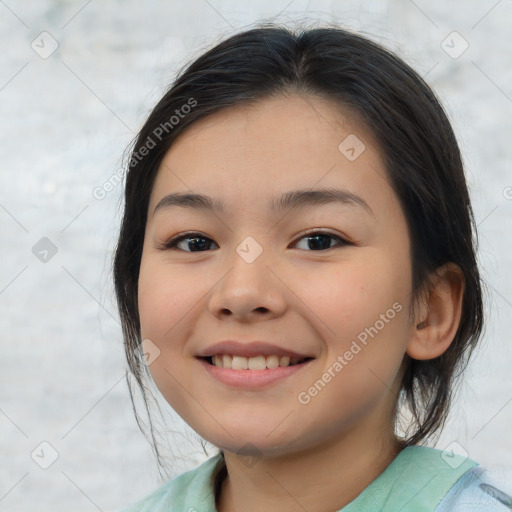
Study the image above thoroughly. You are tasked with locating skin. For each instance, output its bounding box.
[137,94,464,512]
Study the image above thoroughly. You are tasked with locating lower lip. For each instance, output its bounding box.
[197,357,313,388]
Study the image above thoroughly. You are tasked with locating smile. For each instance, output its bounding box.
[198,356,314,388]
[208,354,311,370]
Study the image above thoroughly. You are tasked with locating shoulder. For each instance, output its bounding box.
[114,453,223,512]
[435,466,512,512]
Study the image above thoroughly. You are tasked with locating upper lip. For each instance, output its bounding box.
[196,341,314,359]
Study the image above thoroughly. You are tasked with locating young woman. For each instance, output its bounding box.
[113,24,511,511]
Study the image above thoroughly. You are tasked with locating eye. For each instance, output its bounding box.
[163,232,219,252]
[291,230,352,251]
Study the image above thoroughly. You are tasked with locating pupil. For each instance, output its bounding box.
[308,235,331,250]
[189,237,209,251]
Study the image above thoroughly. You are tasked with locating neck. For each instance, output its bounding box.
[216,424,404,512]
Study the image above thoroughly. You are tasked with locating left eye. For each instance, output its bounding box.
[292,231,350,251]
[162,231,351,252]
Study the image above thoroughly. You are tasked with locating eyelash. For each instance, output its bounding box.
[160,230,353,252]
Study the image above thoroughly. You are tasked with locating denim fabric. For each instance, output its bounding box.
[436,466,512,511]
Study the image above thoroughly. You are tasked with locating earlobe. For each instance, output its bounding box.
[407,263,465,361]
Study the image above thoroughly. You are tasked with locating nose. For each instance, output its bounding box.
[207,244,287,323]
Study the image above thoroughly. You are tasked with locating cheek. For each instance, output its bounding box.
[137,257,206,398]
[299,254,407,343]
[138,257,202,341]
[137,257,201,408]
[300,253,410,403]
[294,259,408,436]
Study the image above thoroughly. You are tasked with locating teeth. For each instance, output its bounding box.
[280,356,290,367]
[266,355,279,369]
[248,355,266,370]
[232,355,248,370]
[210,354,306,370]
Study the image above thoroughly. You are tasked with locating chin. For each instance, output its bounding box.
[196,422,310,460]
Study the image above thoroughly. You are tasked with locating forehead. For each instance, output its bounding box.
[147,94,395,218]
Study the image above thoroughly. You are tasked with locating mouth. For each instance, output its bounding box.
[201,354,314,370]
[195,340,315,387]
[197,354,314,388]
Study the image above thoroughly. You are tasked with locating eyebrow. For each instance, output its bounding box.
[153,187,374,217]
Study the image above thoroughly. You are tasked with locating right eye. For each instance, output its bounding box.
[162,232,219,252]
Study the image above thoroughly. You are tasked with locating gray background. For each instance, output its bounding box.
[1,0,511,510]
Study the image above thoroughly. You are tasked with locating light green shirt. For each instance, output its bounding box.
[117,445,482,511]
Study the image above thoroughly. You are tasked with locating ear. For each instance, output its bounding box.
[407,262,465,360]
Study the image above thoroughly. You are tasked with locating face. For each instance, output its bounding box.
[137,94,416,457]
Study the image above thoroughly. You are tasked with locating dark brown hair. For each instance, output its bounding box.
[113,23,484,474]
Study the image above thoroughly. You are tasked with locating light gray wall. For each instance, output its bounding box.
[1,1,511,510]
